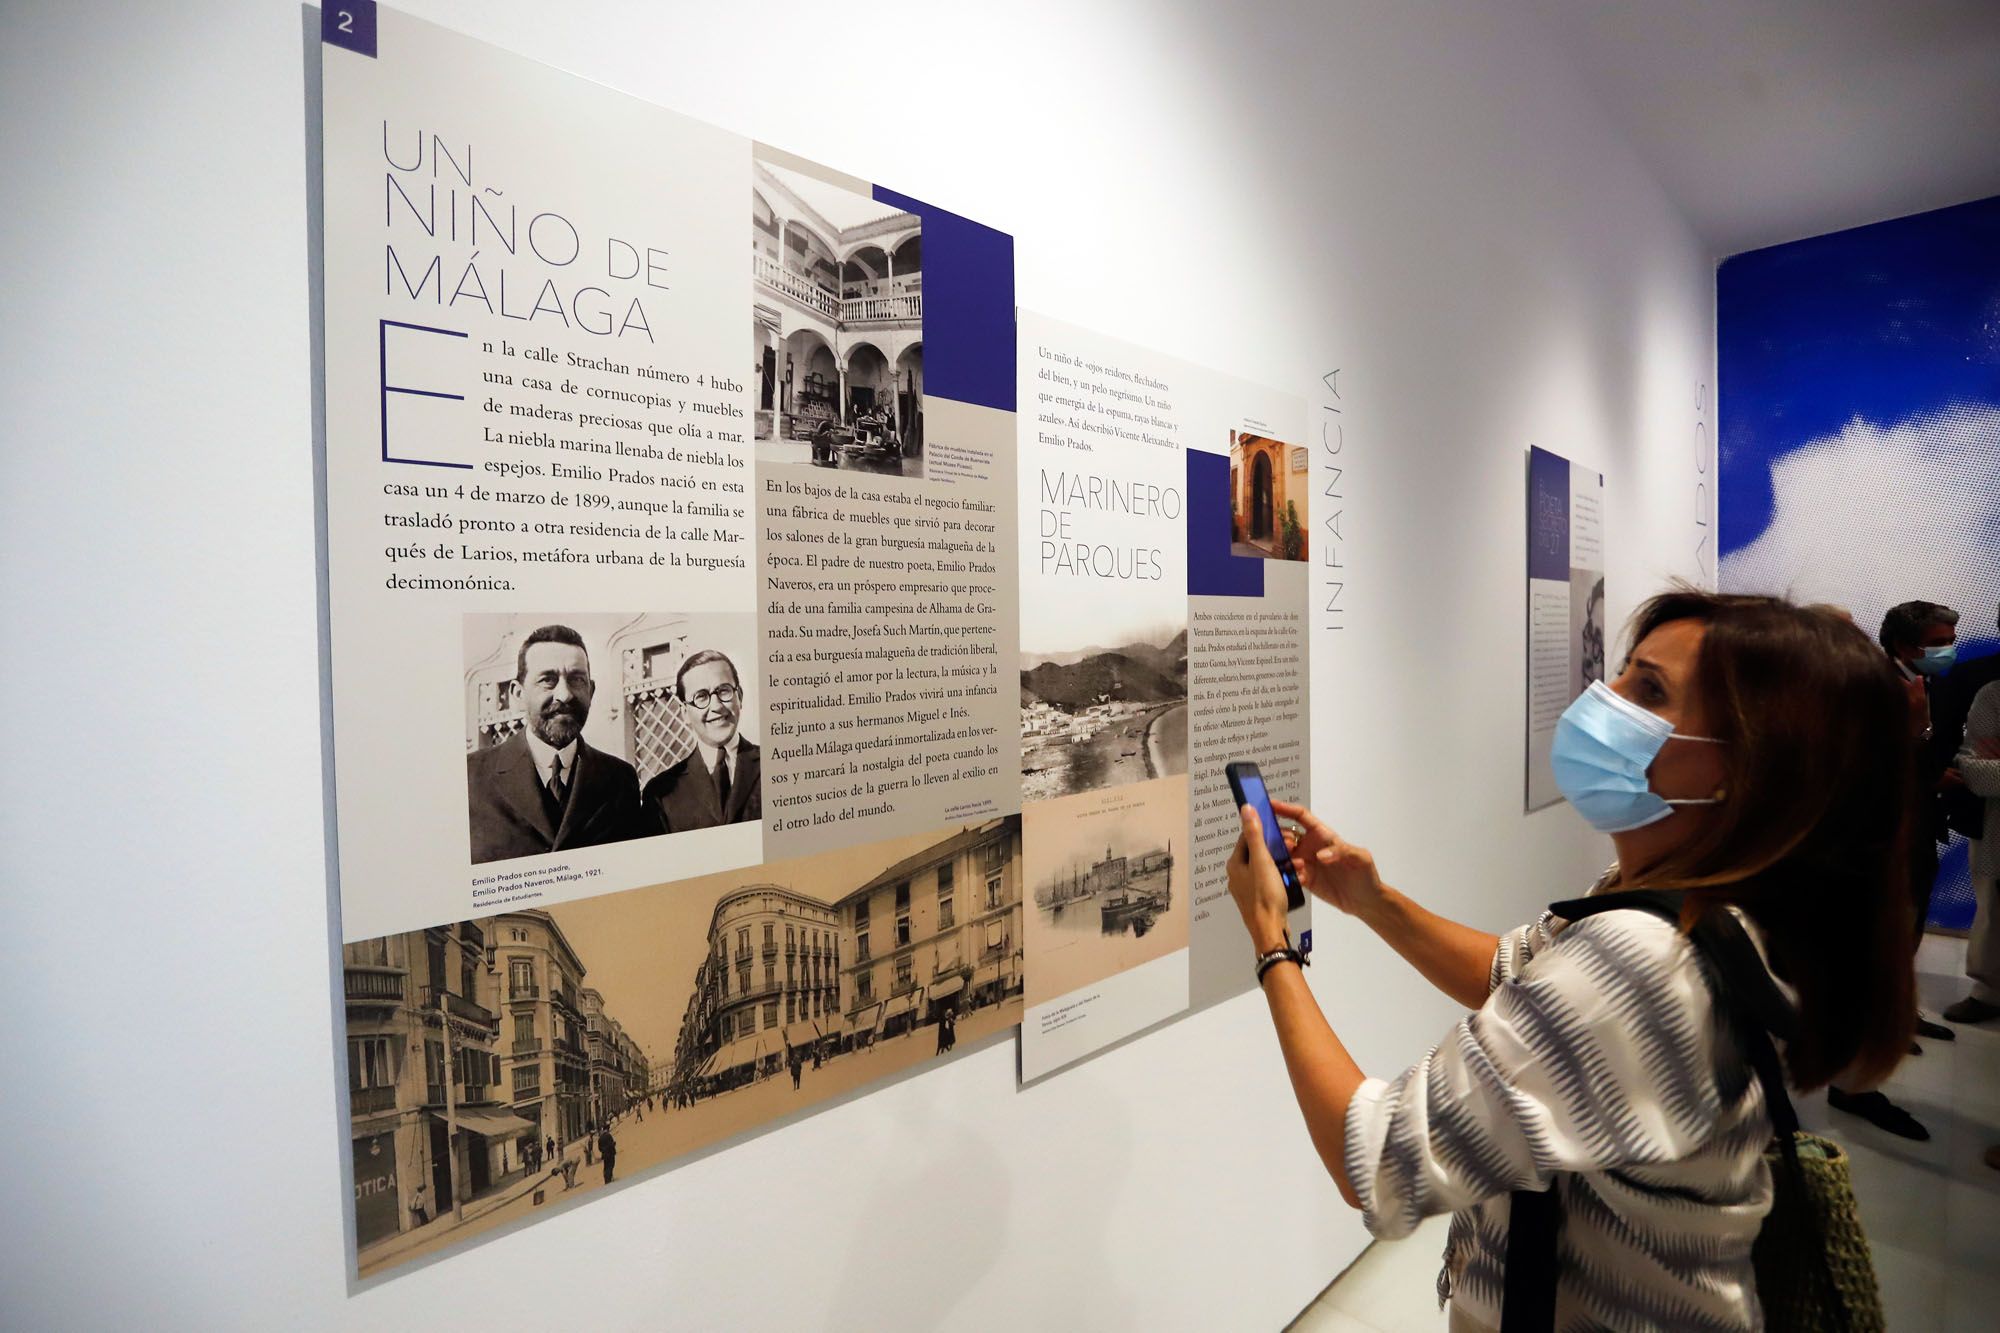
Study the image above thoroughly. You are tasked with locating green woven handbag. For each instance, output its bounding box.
[1753,1131,1884,1332]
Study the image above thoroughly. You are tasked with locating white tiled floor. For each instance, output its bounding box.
[1289,934,2000,1332]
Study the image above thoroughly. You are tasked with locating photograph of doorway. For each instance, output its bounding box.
[1227,431,1309,560]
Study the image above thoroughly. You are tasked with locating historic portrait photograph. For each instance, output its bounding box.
[461,612,760,865]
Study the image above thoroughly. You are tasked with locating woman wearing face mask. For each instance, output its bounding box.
[1226,587,1915,1331]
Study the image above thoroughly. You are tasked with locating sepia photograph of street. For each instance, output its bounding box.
[1019,625,1188,804]
[752,153,926,479]
[343,816,1022,1279]
[1023,775,1190,1006]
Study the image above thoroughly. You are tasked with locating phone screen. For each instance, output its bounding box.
[1227,762,1306,911]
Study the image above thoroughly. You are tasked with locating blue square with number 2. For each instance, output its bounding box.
[323,1,377,58]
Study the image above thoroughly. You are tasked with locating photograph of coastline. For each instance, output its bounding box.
[1020,628,1188,802]
[1023,776,1190,1007]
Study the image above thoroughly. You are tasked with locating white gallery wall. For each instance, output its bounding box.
[0,2,1713,1328]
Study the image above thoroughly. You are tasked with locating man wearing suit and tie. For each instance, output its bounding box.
[466,625,647,864]
[643,649,761,832]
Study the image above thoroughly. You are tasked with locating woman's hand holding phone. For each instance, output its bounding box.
[1268,798,1386,922]
[1226,804,1295,954]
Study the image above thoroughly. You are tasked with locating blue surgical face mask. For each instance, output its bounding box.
[1551,680,1726,833]
[1913,644,1957,675]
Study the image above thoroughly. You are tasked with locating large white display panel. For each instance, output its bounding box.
[0,2,1714,1328]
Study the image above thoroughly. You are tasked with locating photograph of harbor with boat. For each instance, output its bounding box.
[1023,775,1190,1007]
[1035,833,1176,938]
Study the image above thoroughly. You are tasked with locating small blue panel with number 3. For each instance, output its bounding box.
[323,1,377,58]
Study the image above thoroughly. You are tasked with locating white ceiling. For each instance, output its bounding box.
[1527,0,2000,257]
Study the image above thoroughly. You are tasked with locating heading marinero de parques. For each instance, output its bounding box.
[1038,470,1183,581]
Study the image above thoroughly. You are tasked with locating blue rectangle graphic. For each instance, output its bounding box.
[1188,451,1263,598]
[1526,445,1569,583]
[322,1,378,57]
[872,186,1014,415]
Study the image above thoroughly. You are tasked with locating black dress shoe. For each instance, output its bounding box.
[1915,1015,1956,1042]
[1828,1087,1930,1141]
[1942,996,2000,1024]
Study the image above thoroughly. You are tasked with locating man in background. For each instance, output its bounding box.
[1944,601,2000,1025]
[643,649,762,832]
[1880,600,1963,968]
[1829,601,1961,1140]
[466,625,648,863]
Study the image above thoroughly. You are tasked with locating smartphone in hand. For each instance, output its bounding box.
[1225,761,1307,911]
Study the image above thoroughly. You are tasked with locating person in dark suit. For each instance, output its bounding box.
[642,649,761,832]
[466,624,647,864]
[1830,600,1961,1140]
[1881,601,1964,950]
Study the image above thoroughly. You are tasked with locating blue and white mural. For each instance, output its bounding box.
[1719,194,2000,929]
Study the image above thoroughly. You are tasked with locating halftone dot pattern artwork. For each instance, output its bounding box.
[1720,196,2000,932]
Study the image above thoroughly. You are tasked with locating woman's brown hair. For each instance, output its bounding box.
[1619,586,1917,1089]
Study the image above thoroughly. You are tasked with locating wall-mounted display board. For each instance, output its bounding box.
[320,5,1018,1279]
[318,4,1313,1282]
[1524,445,1607,811]
[1016,312,1312,1079]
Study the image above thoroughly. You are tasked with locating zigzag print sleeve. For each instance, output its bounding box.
[1345,913,1727,1242]
[1488,910,1560,992]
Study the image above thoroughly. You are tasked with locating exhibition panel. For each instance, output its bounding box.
[1524,446,1607,812]
[1016,311,1313,1080]
[319,8,1026,1278]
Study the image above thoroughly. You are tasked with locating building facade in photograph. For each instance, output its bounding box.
[343,920,531,1251]
[1228,432,1309,558]
[661,820,1025,1100]
[670,951,720,1099]
[683,885,845,1086]
[493,911,593,1152]
[840,819,1024,1041]
[604,1017,648,1114]
[752,160,924,447]
[582,988,625,1126]
[621,1030,650,1107]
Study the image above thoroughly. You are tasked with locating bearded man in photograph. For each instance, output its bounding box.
[466,624,647,864]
